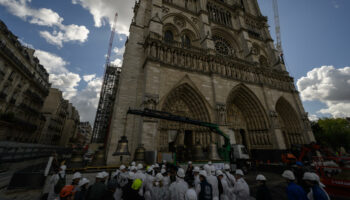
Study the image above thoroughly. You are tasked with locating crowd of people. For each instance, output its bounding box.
[46,160,330,200]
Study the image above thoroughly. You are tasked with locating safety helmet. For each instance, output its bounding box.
[132,179,143,190]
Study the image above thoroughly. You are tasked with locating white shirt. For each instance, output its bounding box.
[169,178,189,200]
[233,178,250,200]
[185,188,198,200]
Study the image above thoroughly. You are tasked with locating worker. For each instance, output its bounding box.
[223,164,236,187]
[72,172,82,192]
[303,172,330,200]
[135,163,146,197]
[162,168,171,186]
[255,174,272,200]
[204,165,219,200]
[122,174,143,200]
[185,178,198,200]
[85,172,107,200]
[311,172,330,199]
[60,185,75,200]
[193,166,200,187]
[233,169,250,200]
[282,170,308,200]
[144,166,155,200]
[114,165,128,200]
[216,170,231,200]
[169,168,189,200]
[103,181,118,200]
[186,161,194,180]
[75,178,90,200]
[150,173,169,200]
[196,170,212,200]
[47,165,66,200]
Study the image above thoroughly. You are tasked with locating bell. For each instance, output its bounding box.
[134,144,146,162]
[113,136,131,156]
[208,143,222,161]
[193,143,205,161]
[92,148,106,166]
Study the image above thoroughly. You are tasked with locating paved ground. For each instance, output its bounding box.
[0,170,349,200]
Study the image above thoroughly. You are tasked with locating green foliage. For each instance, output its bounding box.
[311,118,350,151]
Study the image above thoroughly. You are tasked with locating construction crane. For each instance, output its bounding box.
[272,0,284,63]
[106,12,118,66]
[91,12,121,144]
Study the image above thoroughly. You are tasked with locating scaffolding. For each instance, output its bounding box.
[91,65,121,143]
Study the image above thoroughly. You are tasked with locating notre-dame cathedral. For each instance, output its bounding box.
[106,0,315,164]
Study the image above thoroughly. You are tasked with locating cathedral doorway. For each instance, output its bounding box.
[226,85,271,150]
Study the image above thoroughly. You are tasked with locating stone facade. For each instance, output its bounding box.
[107,0,315,164]
[60,103,80,147]
[78,121,93,144]
[0,20,50,143]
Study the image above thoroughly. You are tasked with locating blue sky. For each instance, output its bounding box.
[0,0,349,123]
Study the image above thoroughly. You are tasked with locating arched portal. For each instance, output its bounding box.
[158,83,212,154]
[276,97,304,148]
[226,84,271,149]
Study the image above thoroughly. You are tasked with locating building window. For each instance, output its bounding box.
[181,35,191,48]
[213,35,232,56]
[164,30,174,43]
[207,3,232,27]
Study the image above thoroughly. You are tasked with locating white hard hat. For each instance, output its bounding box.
[161,168,166,174]
[96,172,104,179]
[256,174,267,181]
[131,161,136,166]
[120,165,126,170]
[128,172,136,180]
[188,161,192,165]
[137,163,143,170]
[208,161,212,165]
[60,165,67,171]
[147,167,153,173]
[73,172,82,180]
[303,172,316,181]
[193,166,200,172]
[282,170,295,180]
[177,168,185,178]
[216,170,223,177]
[235,169,244,176]
[131,166,137,171]
[311,173,325,187]
[101,171,108,178]
[156,173,164,181]
[199,170,207,178]
[224,164,230,170]
[79,178,90,187]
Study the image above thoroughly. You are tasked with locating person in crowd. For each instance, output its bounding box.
[186,161,194,180]
[72,172,82,192]
[196,170,212,200]
[101,171,109,184]
[60,185,75,200]
[216,170,232,200]
[233,169,250,200]
[204,165,219,200]
[162,168,171,186]
[282,170,308,200]
[303,172,330,200]
[185,178,198,200]
[222,164,236,188]
[255,174,272,200]
[122,172,143,200]
[74,178,90,200]
[169,168,189,200]
[86,172,107,200]
[150,173,169,200]
[114,165,128,200]
[103,181,117,200]
[144,166,155,200]
[48,165,66,200]
[193,166,200,187]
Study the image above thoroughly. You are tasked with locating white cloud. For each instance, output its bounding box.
[308,114,319,122]
[71,76,103,124]
[34,49,81,99]
[297,66,350,118]
[71,0,134,35]
[113,46,125,57]
[111,58,122,67]
[83,74,96,82]
[0,0,89,47]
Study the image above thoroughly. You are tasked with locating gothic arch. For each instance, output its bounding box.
[275,97,304,148]
[157,83,213,152]
[211,28,242,56]
[226,84,271,149]
[162,13,200,39]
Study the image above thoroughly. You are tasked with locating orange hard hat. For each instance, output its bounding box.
[60,185,74,198]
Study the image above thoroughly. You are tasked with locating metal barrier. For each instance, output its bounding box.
[0,142,71,163]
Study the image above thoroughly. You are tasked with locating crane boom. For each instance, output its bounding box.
[106,12,118,66]
[272,0,282,53]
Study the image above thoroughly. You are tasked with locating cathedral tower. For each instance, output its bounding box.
[106,0,315,164]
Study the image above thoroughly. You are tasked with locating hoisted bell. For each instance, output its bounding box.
[193,142,205,161]
[92,148,106,166]
[113,136,130,156]
[134,144,146,162]
[208,143,222,161]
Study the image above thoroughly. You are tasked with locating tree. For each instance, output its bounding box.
[311,118,350,151]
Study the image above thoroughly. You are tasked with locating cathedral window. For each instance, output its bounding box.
[207,3,232,27]
[212,35,233,56]
[181,35,191,48]
[164,30,174,43]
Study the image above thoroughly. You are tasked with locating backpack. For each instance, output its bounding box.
[54,173,66,194]
[198,181,213,200]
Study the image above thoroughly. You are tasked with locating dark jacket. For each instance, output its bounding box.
[86,182,107,200]
[122,180,144,200]
[102,190,115,200]
[74,187,88,200]
[256,184,273,200]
